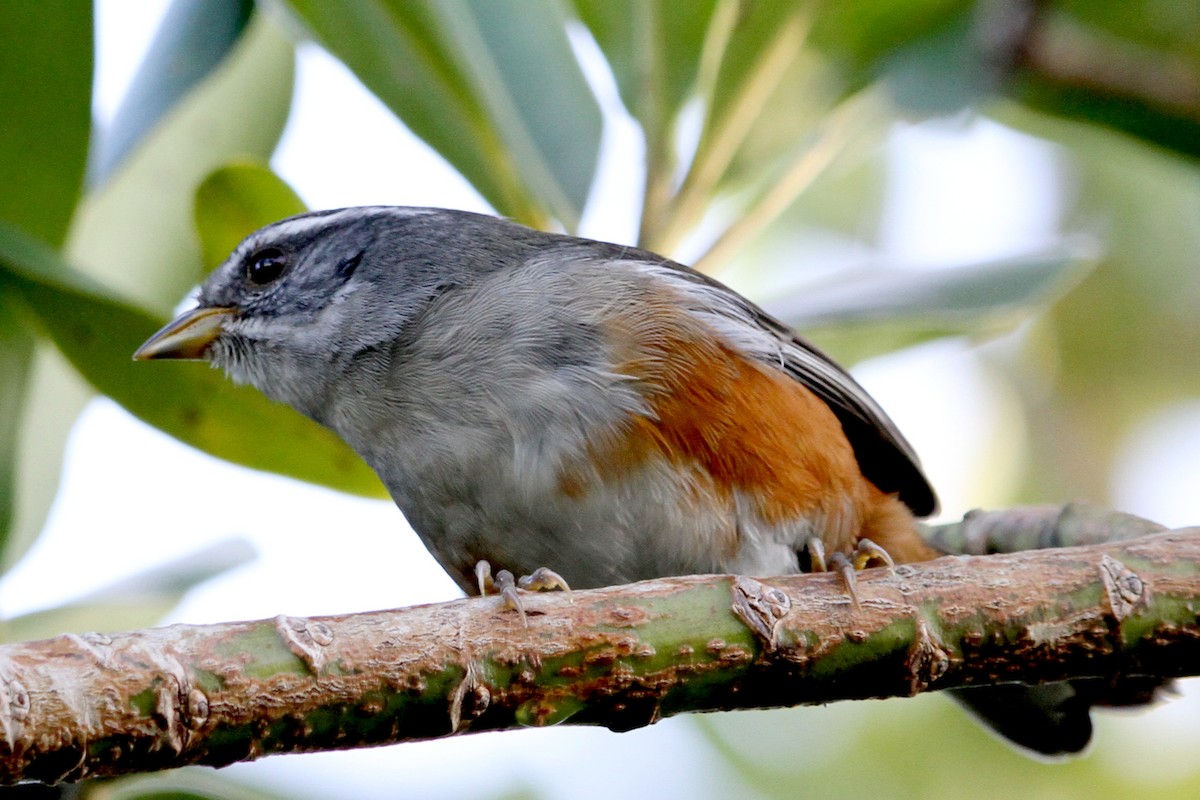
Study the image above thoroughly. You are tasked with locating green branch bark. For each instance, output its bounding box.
[0,510,1196,785]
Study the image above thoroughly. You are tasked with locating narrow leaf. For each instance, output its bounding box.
[572,0,718,233]
[92,0,255,184]
[768,249,1091,328]
[428,0,602,229]
[0,298,35,564]
[772,249,1093,363]
[0,1,92,247]
[653,2,813,250]
[573,0,718,122]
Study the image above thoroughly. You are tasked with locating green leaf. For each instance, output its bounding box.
[0,13,294,570]
[67,11,295,316]
[1053,0,1200,60]
[1,538,256,642]
[0,221,386,500]
[281,0,602,229]
[573,0,717,123]
[93,0,256,184]
[703,2,814,146]
[195,163,308,272]
[0,0,92,247]
[808,0,969,87]
[0,298,35,564]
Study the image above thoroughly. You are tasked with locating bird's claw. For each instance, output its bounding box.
[850,537,894,571]
[474,560,571,626]
[804,537,895,610]
[517,566,572,594]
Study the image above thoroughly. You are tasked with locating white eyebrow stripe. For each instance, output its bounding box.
[262,206,432,241]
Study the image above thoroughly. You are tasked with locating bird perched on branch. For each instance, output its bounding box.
[135,206,1090,756]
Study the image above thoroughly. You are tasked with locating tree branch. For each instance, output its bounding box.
[1,517,1196,785]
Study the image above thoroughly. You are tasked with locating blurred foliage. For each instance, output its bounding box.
[0,1,91,248]
[1012,1,1200,159]
[700,692,1200,799]
[1,0,1199,797]
[194,163,308,271]
[993,104,1200,508]
[283,0,602,229]
[90,0,256,184]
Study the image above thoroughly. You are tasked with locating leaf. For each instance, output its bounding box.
[1,538,256,642]
[1054,0,1200,59]
[879,8,996,116]
[92,0,256,184]
[433,0,602,229]
[771,249,1090,328]
[0,221,386,500]
[768,249,1092,363]
[0,297,35,564]
[572,0,717,166]
[703,2,814,147]
[572,0,718,239]
[194,163,308,272]
[0,0,92,247]
[573,0,717,124]
[67,11,295,316]
[281,0,602,229]
[0,12,295,572]
[996,107,1200,504]
[808,0,969,86]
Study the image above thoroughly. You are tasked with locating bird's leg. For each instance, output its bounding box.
[474,560,571,626]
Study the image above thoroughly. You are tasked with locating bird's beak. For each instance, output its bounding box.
[133,306,238,361]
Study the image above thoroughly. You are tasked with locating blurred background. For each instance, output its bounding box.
[2,1,1199,797]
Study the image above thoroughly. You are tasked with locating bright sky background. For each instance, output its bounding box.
[3,2,1198,797]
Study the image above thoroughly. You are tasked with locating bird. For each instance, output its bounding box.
[134,205,1092,755]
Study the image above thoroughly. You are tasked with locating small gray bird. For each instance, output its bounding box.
[135,205,1097,755]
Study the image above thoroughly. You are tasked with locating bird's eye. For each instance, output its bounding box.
[246,247,288,286]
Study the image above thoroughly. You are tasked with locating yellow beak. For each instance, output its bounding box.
[133,306,238,361]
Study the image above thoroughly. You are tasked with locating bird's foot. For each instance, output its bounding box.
[474,560,571,625]
[804,537,894,610]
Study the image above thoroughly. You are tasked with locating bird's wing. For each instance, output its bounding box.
[633,255,939,517]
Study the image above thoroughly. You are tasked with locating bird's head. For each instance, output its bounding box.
[134,205,535,418]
